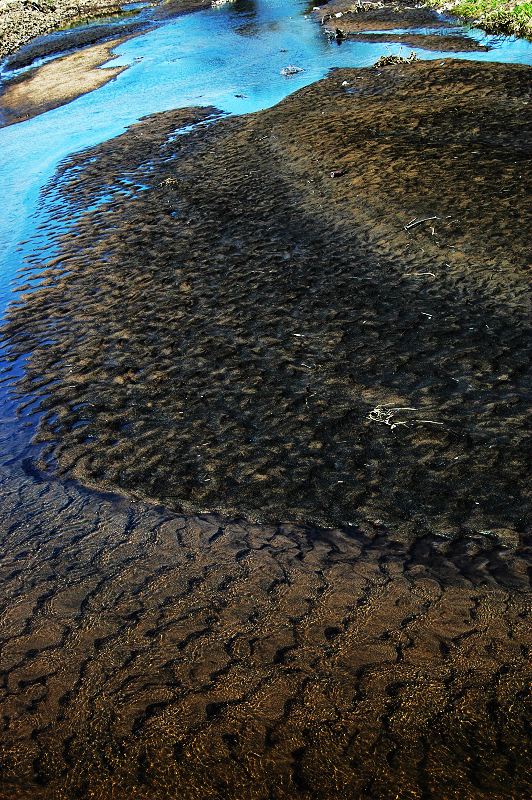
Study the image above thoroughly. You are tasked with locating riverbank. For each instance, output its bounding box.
[427,0,532,38]
[0,0,126,59]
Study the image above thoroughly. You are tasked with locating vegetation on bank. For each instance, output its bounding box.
[427,0,532,37]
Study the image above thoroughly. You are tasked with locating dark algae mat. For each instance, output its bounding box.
[3,60,530,536]
[0,60,531,798]
[0,463,530,800]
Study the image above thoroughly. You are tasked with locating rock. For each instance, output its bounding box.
[280,64,304,77]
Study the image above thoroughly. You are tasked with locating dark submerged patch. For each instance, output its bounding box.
[2,60,531,539]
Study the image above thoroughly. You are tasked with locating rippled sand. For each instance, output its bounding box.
[4,60,529,535]
[0,461,530,799]
[1,60,531,798]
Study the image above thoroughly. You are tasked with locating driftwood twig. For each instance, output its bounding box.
[404,215,439,231]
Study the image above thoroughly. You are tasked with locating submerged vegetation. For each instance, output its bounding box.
[373,50,418,66]
[428,0,532,37]
[58,7,140,30]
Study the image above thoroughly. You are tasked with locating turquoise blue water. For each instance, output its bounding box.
[0,0,530,458]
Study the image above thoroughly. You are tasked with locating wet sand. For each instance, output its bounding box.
[0,53,531,800]
[0,37,129,127]
[0,459,530,799]
[339,31,490,51]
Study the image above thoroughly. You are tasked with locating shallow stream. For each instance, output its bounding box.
[0,8,530,795]
[0,0,531,464]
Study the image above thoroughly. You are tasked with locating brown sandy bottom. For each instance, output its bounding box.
[0,461,530,800]
[341,32,490,51]
[152,0,213,20]
[3,60,531,537]
[0,37,128,127]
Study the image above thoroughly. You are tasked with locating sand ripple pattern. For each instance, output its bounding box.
[0,463,530,799]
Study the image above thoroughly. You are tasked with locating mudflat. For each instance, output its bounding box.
[0,37,128,126]
[0,58,531,800]
[0,457,529,800]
